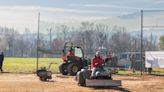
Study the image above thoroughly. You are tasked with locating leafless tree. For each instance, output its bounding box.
[95,24,109,48]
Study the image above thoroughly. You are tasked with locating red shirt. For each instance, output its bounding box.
[91,56,103,68]
[61,51,75,61]
[67,51,74,57]
[67,51,77,60]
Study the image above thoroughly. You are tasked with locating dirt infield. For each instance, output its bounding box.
[0,74,163,92]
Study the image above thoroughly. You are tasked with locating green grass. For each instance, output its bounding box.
[117,69,164,76]
[152,68,164,75]
[3,58,164,75]
[3,58,62,73]
[117,70,141,76]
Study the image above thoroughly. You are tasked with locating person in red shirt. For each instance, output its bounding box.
[91,51,104,78]
[66,49,77,60]
[67,50,74,57]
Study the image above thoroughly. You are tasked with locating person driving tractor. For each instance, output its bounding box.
[61,48,75,61]
[67,49,74,57]
[91,51,104,78]
[66,48,77,60]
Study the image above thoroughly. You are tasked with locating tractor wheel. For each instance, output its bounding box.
[68,63,79,76]
[59,62,68,75]
[39,77,47,81]
[77,71,85,86]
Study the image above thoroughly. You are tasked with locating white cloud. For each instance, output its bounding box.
[0,6,111,14]
[0,6,111,32]
[154,0,164,4]
[70,3,164,11]
[70,4,140,10]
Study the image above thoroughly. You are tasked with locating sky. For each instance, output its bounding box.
[0,0,164,32]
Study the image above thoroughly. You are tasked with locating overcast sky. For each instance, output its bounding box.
[0,0,164,32]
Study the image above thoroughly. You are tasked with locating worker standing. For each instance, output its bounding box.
[130,54,136,73]
[0,52,4,73]
[91,51,103,78]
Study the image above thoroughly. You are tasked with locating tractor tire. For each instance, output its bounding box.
[77,71,85,86]
[59,62,68,75]
[39,77,47,81]
[68,63,79,76]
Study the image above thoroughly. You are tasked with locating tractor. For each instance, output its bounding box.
[98,47,114,67]
[75,63,121,87]
[59,42,89,76]
[98,47,118,73]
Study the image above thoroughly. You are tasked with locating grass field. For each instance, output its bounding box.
[3,58,62,73]
[3,58,164,75]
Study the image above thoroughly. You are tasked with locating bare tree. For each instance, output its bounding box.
[57,25,69,42]
[79,22,96,53]
[110,27,131,53]
[95,24,109,48]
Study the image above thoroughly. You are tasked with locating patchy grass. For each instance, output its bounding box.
[3,58,62,73]
[117,70,141,76]
[117,69,164,76]
[152,68,164,75]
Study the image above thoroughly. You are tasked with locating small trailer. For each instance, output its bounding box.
[36,62,55,81]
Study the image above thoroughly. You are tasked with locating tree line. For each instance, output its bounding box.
[0,22,160,57]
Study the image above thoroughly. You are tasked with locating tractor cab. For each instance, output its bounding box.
[61,42,84,61]
[59,42,88,76]
[74,47,84,58]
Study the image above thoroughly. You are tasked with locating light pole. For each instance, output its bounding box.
[36,12,40,71]
[140,9,164,75]
[140,10,143,75]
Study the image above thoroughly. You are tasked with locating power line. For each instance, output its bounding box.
[143,26,164,28]
[143,9,164,12]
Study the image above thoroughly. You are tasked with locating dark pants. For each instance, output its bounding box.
[131,60,135,72]
[0,61,3,72]
[0,53,4,72]
[148,68,152,74]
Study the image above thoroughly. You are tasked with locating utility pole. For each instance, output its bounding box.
[37,12,40,71]
[140,10,143,75]
[140,9,164,75]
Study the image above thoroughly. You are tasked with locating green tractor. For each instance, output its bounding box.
[59,42,89,76]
